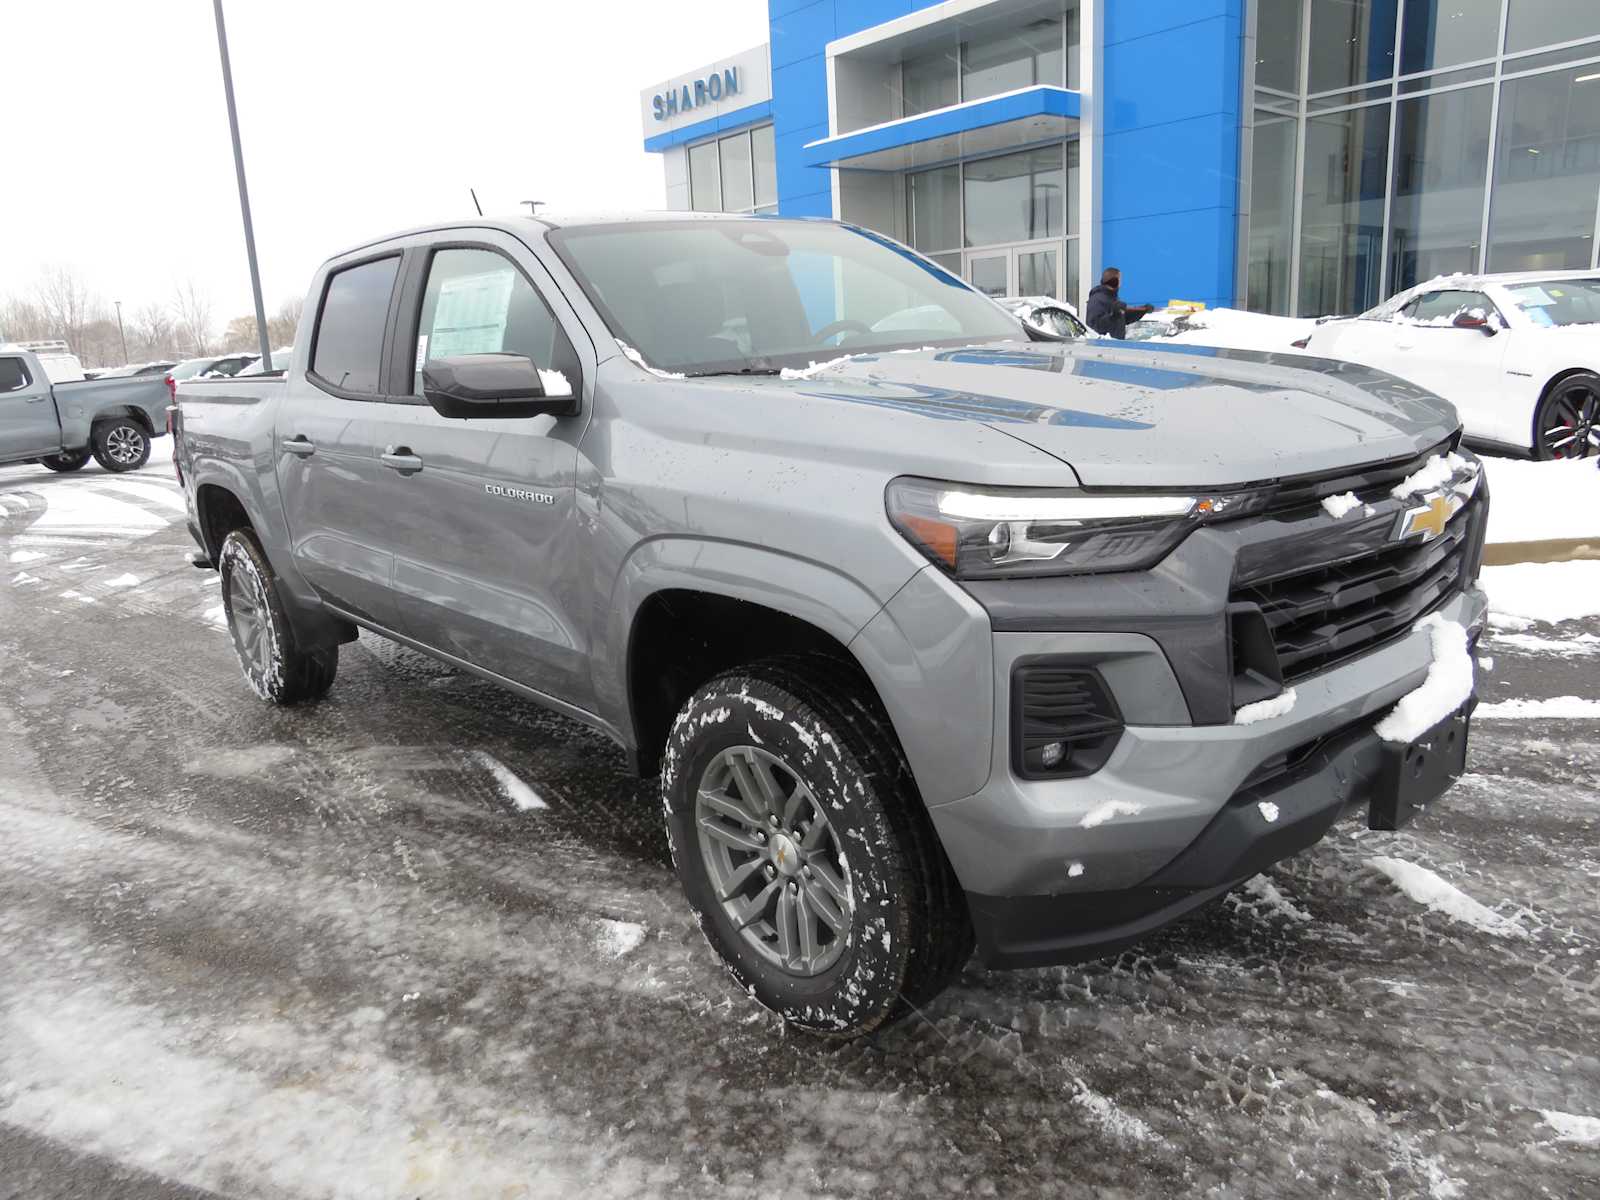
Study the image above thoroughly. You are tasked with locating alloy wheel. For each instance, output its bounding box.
[226,564,272,677]
[1541,384,1600,459]
[106,426,144,465]
[694,745,853,977]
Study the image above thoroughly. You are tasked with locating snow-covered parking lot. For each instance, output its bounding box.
[2,444,1598,1198]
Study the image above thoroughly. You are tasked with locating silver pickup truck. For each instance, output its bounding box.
[175,214,1489,1038]
[0,347,170,473]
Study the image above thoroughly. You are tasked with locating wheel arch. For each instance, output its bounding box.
[90,405,155,436]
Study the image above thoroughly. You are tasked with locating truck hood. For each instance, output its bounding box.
[783,340,1459,487]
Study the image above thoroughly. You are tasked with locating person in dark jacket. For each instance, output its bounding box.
[1084,267,1155,339]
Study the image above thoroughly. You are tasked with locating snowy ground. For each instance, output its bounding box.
[2,443,1598,1198]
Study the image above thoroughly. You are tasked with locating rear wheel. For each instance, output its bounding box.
[91,419,151,472]
[662,657,971,1038]
[218,528,337,704]
[39,450,91,473]
[1533,373,1600,460]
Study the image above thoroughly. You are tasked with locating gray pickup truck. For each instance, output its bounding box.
[0,347,170,473]
[175,214,1489,1037]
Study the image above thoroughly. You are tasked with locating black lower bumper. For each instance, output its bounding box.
[967,700,1474,970]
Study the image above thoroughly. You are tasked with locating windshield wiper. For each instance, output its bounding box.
[683,365,784,378]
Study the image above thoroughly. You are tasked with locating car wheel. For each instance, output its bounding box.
[90,419,151,472]
[218,528,338,704]
[39,450,91,472]
[662,657,972,1038]
[1533,373,1600,460]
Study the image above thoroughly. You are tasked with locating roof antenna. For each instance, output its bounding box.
[469,188,483,216]
[521,199,544,216]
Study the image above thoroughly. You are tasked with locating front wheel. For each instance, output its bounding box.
[1533,373,1600,460]
[662,658,971,1038]
[218,528,337,704]
[91,419,151,472]
[39,450,91,473]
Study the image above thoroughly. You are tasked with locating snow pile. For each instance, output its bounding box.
[1391,452,1468,500]
[1481,457,1600,545]
[1477,696,1600,719]
[471,751,547,810]
[1080,799,1142,829]
[1240,873,1312,922]
[1372,615,1473,743]
[594,918,646,957]
[1367,856,1527,939]
[615,340,685,380]
[1490,630,1600,656]
[1321,491,1364,519]
[1069,1079,1163,1146]
[106,573,140,588]
[780,353,856,380]
[536,368,573,398]
[1155,307,1316,352]
[1234,688,1297,725]
[1482,561,1600,625]
[1540,1110,1600,1145]
[1257,801,1280,823]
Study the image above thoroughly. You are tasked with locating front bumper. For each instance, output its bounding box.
[929,584,1488,965]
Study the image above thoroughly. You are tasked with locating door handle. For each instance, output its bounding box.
[282,436,316,457]
[381,446,424,475]
[26,394,50,403]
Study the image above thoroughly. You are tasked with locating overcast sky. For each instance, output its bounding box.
[1,0,767,324]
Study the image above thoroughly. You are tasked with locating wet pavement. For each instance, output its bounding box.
[2,445,1597,1198]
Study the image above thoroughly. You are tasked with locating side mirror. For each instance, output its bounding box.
[1452,310,1496,336]
[420,353,577,419]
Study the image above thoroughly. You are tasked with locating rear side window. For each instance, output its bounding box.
[312,256,400,394]
[411,247,576,394]
[0,357,32,393]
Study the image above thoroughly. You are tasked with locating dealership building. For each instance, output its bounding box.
[641,0,1600,316]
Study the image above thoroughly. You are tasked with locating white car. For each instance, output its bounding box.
[1299,271,1600,460]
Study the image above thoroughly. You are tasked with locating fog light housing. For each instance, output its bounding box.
[1012,663,1124,780]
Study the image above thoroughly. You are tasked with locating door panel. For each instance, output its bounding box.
[275,386,400,628]
[0,358,61,457]
[373,404,588,702]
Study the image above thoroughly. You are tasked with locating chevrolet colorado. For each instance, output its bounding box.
[1,346,170,473]
[175,214,1489,1037]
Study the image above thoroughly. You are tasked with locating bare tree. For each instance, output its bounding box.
[267,296,303,348]
[221,313,260,351]
[172,280,215,357]
[0,295,50,343]
[129,301,179,362]
[34,264,99,351]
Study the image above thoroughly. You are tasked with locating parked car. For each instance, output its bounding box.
[170,353,259,381]
[175,214,1488,1037]
[93,360,179,379]
[0,346,170,472]
[1000,295,1092,340]
[1296,271,1600,459]
[236,347,291,376]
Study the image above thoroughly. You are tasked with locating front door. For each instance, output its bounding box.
[1388,288,1510,437]
[371,239,595,708]
[963,241,1063,301]
[0,355,61,459]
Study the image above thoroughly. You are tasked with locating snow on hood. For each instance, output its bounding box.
[775,341,1459,488]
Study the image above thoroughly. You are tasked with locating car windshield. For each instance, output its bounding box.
[1500,278,1600,327]
[548,218,1022,374]
[169,359,212,381]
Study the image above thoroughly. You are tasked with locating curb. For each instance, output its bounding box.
[1483,537,1600,567]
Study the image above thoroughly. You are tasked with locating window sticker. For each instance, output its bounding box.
[1506,285,1554,308]
[427,268,515,359]
[414,334,428,370]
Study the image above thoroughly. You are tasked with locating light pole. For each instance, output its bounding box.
[211,0,272,372]
[113,300,128,363]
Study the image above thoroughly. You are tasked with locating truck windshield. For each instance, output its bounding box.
[549,219,1022,375]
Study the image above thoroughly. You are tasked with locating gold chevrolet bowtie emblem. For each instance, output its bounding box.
[1396,493,1457,543]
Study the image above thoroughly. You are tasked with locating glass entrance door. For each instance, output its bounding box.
[963,241,1062,300]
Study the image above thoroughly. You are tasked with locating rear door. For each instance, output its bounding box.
[0,355,61,458]
[368,234,596,707]
[275,253,406,629]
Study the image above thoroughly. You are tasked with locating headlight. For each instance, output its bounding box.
[886,477,1259,578]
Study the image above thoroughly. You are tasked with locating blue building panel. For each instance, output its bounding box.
[801,87,1081,169]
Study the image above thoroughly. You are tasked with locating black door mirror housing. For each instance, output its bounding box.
[1452,310,1497,336]
[420,353,578,419]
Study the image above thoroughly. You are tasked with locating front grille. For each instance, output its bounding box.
[1231,509,1473,683]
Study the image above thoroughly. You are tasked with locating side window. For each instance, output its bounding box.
[1405,289,1488,323]
[0,357,32,393]
[412,247,575,394]
[311,255,400,394]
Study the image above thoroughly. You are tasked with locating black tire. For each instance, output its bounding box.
[90,418,151,473]
[1533,372,1600,460]
[663,656,972,1038]
[218,528,337,704]
[39,450,91,473]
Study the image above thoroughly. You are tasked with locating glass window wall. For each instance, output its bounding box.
[1245,0,1600,313]
[688,126,777,215]
[900,4,1079,119]
[963,145,1065,246]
